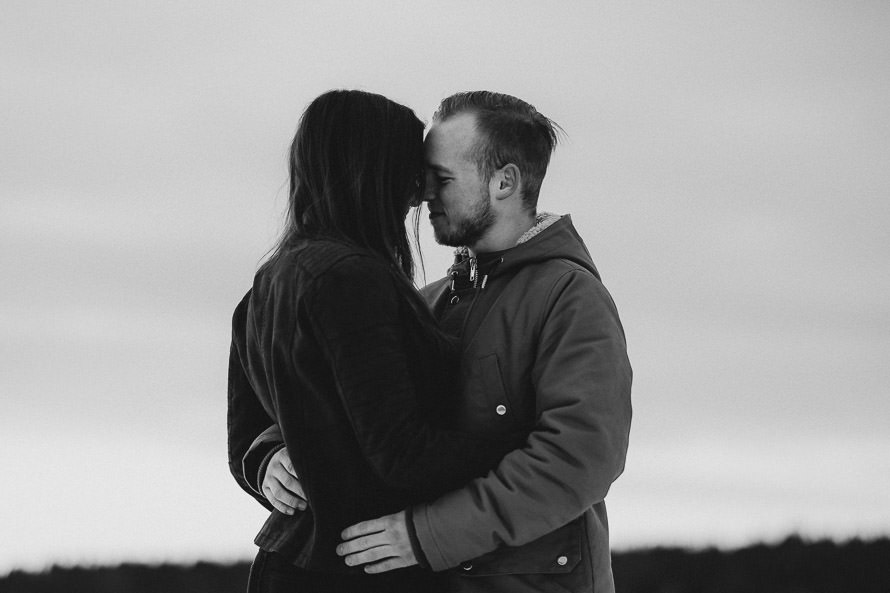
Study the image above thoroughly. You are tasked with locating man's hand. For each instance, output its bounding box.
[261,447,307,515]
[336,510,417,573]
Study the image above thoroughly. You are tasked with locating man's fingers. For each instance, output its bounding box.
[342,545,394,567]
[341,518,385,541]
[337,511,415,572]
[336,532,389,557]
[364,556,412,574]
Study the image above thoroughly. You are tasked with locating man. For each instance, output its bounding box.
[335,91,633,593]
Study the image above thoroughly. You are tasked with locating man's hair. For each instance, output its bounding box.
[432,91,561,210]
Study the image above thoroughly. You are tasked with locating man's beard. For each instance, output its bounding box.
[434,189,495,247]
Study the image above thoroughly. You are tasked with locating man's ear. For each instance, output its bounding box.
[490,164,520,201]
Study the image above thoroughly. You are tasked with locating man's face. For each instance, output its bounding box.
[423,113,494,248]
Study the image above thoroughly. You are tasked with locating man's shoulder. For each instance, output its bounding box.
[517,256,601,287]
[504,257,616,321]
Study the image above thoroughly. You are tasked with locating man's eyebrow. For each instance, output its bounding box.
[426,163,453,174]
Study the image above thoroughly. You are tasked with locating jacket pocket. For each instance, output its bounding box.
[457,353,515,431]
[455,517,584,577]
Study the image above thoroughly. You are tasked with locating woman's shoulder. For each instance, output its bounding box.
[263,237,392,288]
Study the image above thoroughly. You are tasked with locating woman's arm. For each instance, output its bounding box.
[227,291,278,511]
[242,424,284,496]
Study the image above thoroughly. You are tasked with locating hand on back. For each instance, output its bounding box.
[262,447,307,515]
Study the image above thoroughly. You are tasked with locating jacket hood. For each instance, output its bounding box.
[468,214,600,282]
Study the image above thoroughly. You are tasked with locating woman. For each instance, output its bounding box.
[227,90,516,592]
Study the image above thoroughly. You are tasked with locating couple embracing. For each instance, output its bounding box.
[228,89,632,593]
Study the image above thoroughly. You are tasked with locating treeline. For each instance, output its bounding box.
[0,561,249,593]
[612,535,890,593]
[2,536,888,593]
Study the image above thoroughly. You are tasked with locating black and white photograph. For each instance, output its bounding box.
[3,2,888,592]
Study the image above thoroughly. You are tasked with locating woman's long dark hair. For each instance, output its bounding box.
[263,89,425,280]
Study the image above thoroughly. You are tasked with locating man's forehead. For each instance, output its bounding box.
[429,112,478,140]
[425,113,479,164]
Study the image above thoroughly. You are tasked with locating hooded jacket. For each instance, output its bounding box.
[413,214,633,593]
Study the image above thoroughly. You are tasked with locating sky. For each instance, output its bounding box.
[2,0,889,575]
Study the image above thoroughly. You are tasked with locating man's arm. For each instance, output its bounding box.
[416,270,631,568]
[340,270,632,571]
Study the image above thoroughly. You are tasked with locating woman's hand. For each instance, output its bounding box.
[262,447,307,514]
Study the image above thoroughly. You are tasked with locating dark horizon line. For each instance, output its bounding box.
[4,533,889,579]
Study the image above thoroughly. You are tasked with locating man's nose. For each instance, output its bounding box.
[421,173,437,202]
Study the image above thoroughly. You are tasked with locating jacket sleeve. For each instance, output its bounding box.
[411,269,633,570]
[242,424,287,497]
[227,290,277,512]
[305,255,520,496]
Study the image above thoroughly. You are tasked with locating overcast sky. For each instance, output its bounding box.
[2,0,889,575]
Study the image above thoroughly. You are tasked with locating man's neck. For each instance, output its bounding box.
[468,212,536,256]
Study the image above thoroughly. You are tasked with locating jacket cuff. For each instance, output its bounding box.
[405,506,430,570]
[410,503,454,572]
[246,441,286,496]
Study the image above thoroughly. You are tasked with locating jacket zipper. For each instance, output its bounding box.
[457,256,502,345]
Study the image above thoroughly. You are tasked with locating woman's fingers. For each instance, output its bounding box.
[280,449,299,478]
[263,482,295,515]
[277,471,306,502]
[271,477,306,511]
[262,448,308,512]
